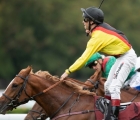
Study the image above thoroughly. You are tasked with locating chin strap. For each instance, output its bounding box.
[86,23,98,37]
[86,21,91,36]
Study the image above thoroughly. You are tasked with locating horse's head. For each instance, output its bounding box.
[83,70,102,92]
[84,73,106,96]
[25,102,48,120]
[0,66,33,114]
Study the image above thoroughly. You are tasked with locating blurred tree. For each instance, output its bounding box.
[0,0,140,88]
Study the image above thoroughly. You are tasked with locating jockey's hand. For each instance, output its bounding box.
[60,72,69,81]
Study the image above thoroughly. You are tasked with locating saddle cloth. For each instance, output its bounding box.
[94,96,140,120]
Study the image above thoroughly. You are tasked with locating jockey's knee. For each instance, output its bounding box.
[109,86,121,99]
[104,81,110,90]
[104,82,111,96]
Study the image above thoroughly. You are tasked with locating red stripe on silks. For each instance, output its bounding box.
[111,99,120,106]
[104,95,111,100]
[102,57,109,72]
[94,27,131,48]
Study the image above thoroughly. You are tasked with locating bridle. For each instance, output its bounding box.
[87,79,99,89]
[1,74,75,119]
[2,75,44,111]
[3,75,30,109]
[87,79,99,93]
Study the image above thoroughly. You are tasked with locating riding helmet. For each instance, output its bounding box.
[81,7,104,24]
[85,52,102,67]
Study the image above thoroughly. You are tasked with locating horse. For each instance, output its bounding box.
[0,66,96,120]
[25,69,140,120]
[24,102,48,120]
[24,70,140,120]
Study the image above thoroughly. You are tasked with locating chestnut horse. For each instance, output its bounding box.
[0,66,96,120]
[24,102,48,120]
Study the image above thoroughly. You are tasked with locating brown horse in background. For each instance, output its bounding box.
[84,70,140,103]
[24,102,48,120]
[0,66,96,120]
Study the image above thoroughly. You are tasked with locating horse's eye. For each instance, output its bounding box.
[12,83,18,88]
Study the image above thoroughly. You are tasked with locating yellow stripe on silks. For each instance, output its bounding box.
[67,27,130,73]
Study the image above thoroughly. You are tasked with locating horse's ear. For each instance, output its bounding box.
[30,69,34,74]
[99,77,106,84]
[27,66,32,72]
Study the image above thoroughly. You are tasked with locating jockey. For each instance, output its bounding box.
[85,52,135,81]
[85,52,116,79]
[60,6,137,120]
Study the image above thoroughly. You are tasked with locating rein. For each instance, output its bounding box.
[130,92,140,102]
[51,93,96,120]
[50,92,75,119]
[52,110,96,120]
[66,77,94,87]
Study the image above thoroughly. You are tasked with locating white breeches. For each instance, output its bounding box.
[104,48,137,100]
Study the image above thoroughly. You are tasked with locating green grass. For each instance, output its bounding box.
[7,108,30,114]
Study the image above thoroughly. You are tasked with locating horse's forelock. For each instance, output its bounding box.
[30,69,34,74]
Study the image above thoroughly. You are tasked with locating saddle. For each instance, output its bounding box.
[95,96,140,120]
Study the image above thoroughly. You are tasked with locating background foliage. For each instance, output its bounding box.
[0,0,140,88]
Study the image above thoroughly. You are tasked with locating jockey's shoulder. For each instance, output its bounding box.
[104,56,116,62]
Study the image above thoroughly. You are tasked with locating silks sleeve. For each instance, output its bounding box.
[65,36,104,74]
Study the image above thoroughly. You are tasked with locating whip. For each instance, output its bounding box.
[98,0,105,8]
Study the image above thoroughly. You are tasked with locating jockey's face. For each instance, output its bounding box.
[83,18,89,32]
[82,18,95,34]
[92,59,102,72]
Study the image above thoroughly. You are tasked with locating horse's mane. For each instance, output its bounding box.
[34,70,95,96]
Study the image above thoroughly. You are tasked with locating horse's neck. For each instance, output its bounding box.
[34,82,75,115]
[32,75,96,117]
[121,89,140,102]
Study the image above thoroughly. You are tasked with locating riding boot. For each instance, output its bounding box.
[111,99,120,120]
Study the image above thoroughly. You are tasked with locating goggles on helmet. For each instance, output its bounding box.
[88,61,98,69]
